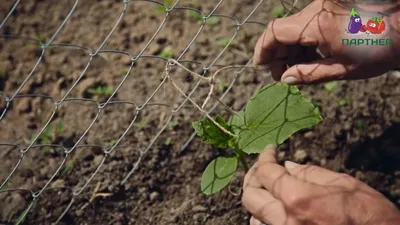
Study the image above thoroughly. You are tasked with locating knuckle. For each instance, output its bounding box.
[282,190,309,209]
[254,163,269,179]
[337,173,359,189]
[285,193,303,207]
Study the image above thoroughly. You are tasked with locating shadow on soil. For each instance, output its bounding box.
[345,123,400,173]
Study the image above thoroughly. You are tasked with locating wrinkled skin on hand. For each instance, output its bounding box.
[241,146,400,225]
[253,0,400,84]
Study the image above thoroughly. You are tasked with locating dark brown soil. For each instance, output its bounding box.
[0,0,399,225]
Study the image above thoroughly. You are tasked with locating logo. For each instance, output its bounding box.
[342,8,392,46]
[346,8,385,34]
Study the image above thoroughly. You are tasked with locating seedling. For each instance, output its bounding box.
[13,201,36,225]
[32,120,64,143]
[271,5,285,18]
[164,137,173,145]
[87,86,114,100]
[217,39,237,48]
[32,120,64,153]
[105,140,117,147]
[156,0,174,13]
[35,34,46,43]
[159,46,174,59]
[188,11,220,25]
[133,115,150,129]
[218,79,229,92]
[338,97,353,106]
[120,68,129,76]
[168,120,179,129]
[324,81,339,93]
[60,158,76,177]
[193,83,322,195]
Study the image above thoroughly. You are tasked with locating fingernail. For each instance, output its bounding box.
[284,160,300,169]
[282,76,298,85]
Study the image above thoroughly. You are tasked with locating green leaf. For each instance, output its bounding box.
[188,10,203,22]
[192,115,234,148]
[156,5,166,13]
[168,120,179,129]
[238,83,322,154]
[371,17,382,23]
[164,0,174,7]
[205,16,219,25]
[338,97,353,106]
[324,81,338,93]
[272,6,285,18]
[217,39,236,48]
[103,87,114,95]
[57,120,64,133]
[156,0,174,13]
[159,46,174,59]
[229,111,245,135]
[60,160,75,177]
[217,79,230,92]
[350,8,360,17]
[164,137,173,145]
[201,156,237,195]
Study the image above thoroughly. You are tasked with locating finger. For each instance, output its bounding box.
[243,162,263,189]
[254,12,320,66]
[256,146,307,199]
[280,58,354,85]
[250,216,263,225]
[258,145,278,164]
[284,161,359,188]
[242,186,286,225]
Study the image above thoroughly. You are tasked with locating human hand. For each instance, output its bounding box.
[254,0,400,84]
[242,146,400,225]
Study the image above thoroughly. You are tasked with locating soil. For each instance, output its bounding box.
[0,0,399,225]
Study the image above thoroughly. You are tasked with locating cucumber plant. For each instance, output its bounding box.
[192,83,322,195]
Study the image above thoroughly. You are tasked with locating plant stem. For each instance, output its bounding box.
[234,147,249,172]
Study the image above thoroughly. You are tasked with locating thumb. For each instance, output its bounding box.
[280,58,354,85]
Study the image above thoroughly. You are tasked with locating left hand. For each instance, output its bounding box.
[241,145,400,225]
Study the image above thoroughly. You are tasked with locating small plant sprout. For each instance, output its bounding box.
[156,0,174,13]
[167,120,179,129]
[32,120,64,153]
[35,34,46,44]
[106,140,117,147]
[133,115,150,129]
[324,81,339,93]
[159,46,174,59]
[87,86,114,100]
[338,97,353,106]
[193,83,322,195]
[217,79,229,92]
[217,38,237,48]
[188,11,220,25]
[271,5,286,18]
[60,159,76,177]
[164,137,173,145]
[120,68,129,76]
[14,204,32,225]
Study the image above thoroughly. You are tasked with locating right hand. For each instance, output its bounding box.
[254,0,400,84]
